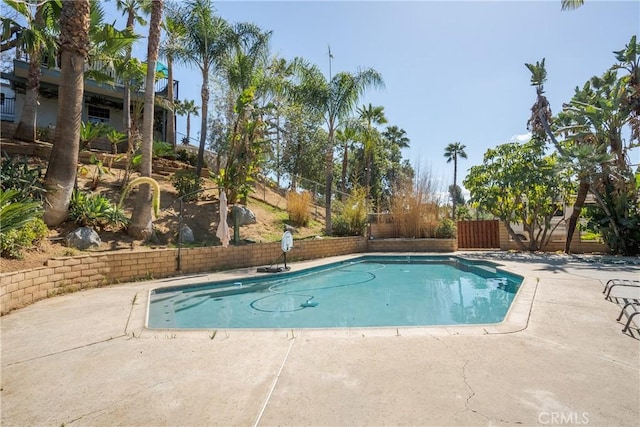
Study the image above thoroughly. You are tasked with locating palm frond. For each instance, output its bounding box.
[561,0,584,11]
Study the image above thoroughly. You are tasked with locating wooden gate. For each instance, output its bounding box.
[457,220,500,249]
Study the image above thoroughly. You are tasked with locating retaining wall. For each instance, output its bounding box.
[368,238,457,252]
[2,228,606,315]
[2,236,369,314]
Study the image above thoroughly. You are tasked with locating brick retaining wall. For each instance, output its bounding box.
[368,238,457,252]
[1,237,367,314]
[1,229,607,315]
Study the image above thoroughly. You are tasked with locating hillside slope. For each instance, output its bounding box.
[1,161,326,273]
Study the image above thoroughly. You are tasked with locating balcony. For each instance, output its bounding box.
[11,57,179,102]
[1,96,16,121]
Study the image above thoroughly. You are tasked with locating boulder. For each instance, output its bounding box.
[179,225,195,244]
[65,227,102,250]
[232,206,257,226]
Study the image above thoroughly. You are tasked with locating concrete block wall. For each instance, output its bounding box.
[4,228,608,315]
[370,222,398,239]
[1,237,367,315]
[368,238,457,252]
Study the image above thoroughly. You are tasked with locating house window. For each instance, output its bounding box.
[87,105,110,124]
[1,93,5,105]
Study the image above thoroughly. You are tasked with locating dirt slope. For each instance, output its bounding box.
[1,161,325,273]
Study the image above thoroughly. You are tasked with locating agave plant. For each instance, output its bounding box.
[0,189,44,235]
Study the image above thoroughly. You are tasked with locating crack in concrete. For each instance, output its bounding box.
[123,291,139,335]
[5,292,141,367]
[4,335,126,367]
[432,334,522,424]
[457,359,522,424]
[64,376,186,425]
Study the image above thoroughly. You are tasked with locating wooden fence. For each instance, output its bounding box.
[457,220,500,249]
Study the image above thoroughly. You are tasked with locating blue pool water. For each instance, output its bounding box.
[147,256,523,329]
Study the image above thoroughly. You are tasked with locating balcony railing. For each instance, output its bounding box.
[88,60,179,100]
[1,97,16,121]
[15,56,179,100]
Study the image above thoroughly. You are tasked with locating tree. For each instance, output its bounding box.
[175,99,200,145]
[463,141,572,251]
[357,103,387,205]
[335,124,358,200]
[560,69,639,254]
[297,66,384,235]
[159,7,186,148]
[382,125,411,197]
[42,0,90,226]
[561,0,584,10]
[382,125,410,150]
[116,0,151,152]
[128,0,163,240]
[525,58,553,145]
[3,0,60,142]
[443,142,467,220]
[216,24,272,203]
[168,0,260,178]
[281,104,327,191]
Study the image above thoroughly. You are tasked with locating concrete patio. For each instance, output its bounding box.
[1,252,639,426]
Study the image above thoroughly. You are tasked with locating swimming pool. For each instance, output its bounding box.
[147,256,523,329]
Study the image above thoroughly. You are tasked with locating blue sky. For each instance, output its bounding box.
[105,0,640,193]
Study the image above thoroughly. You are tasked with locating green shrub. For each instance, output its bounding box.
[80,121,111,151]
[36,126,54,142]
[287,191,311,226]
[1,217,48,259]
[435,218,457,238]
[332,216,356,236]
[176,149,198,166]
[0,155,45,201]
[333,187,368,236]
[69,190,129,231]
[153,141,175,159]
[170,169,201,201]
[0,189,44,235]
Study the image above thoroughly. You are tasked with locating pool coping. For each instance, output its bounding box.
[138,252,536,337]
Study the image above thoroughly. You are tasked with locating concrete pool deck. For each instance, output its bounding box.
[1,251,639,426]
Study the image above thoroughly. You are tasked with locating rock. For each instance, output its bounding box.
[179,225,194,244]
[232,206,257,226]
[65,227,101,250]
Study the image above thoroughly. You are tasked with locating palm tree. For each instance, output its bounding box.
[443,142,467,220]
[42,0,90,226]
[525,58,553,145]
[561,0,584,10]
[116,0,151,149]
[175,99,199,145]
[382,125,410,191]
[357,103,387,203]
[168,0,258,178]
[335,124,357,201]
[217,25,272,202]
[4,0,59,142]
[159,11,186,148]
[297,67,384,235]
[128,0,163,239]
[382,125,410,151]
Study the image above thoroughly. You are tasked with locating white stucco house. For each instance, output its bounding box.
[1,54,178,148]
